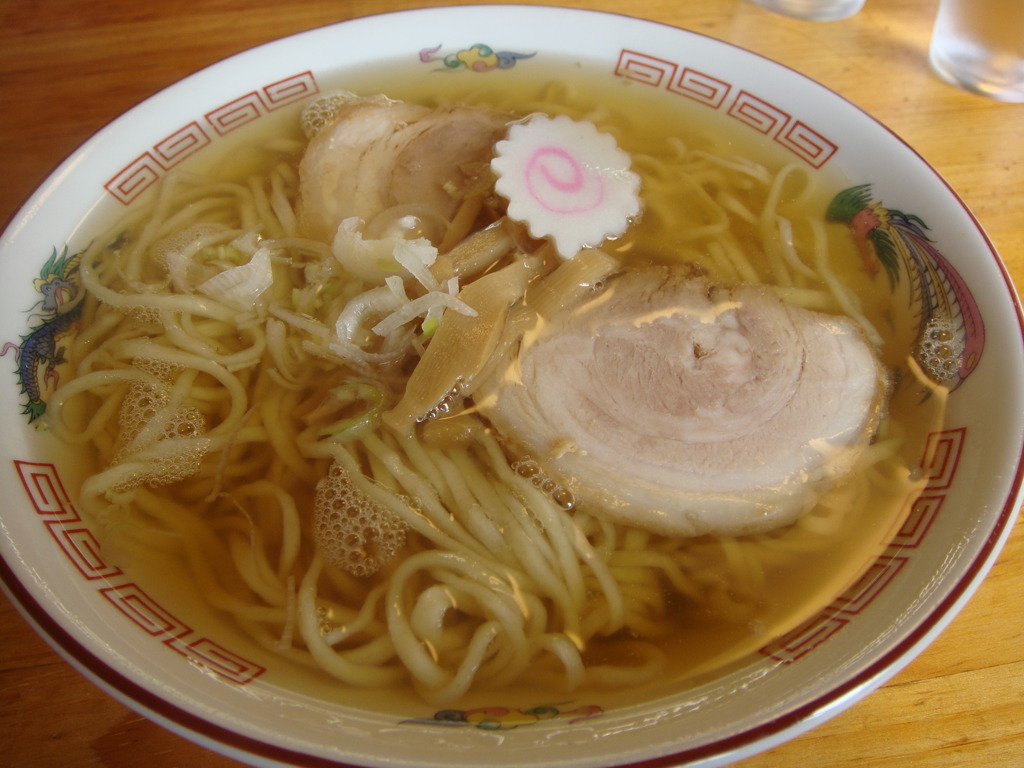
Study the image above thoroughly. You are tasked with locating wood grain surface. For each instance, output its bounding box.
[1,1,1021,766]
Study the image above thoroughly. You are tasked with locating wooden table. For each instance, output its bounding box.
[1,1,1021,766]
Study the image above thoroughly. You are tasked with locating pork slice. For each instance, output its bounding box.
[390,106,511,218]
[474,267,887,537]
[296,96,510,244]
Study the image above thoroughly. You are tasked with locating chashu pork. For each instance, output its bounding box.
[296,95,512,244]
[474,267,887,538]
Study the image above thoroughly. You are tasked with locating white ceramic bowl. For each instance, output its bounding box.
[1,6,1022,768]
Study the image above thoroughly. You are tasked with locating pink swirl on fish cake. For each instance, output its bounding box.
[524,146,606,215]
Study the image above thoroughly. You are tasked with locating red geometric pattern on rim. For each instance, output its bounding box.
[759,615,850,664]
[14,460,79,520]
[612,47,839,168]
[668,67,732,109]
[776,120,837,169]
[921,427,966,490]
[614,49,678,88]
[727,91,791,136]
[100,582,267,685]
[206,92,265,136]
[104,153,163,205]
[152,121,211,169]
[101,582,190,638]
[758,425,968,662]
[262,71,318,109]
[13,461,123,580]
[49,527,123,581]
[13,459,266,685]
[104,71,319,204]
[832,556,909,615]
[892,493,946,549]
[176,637,266,684]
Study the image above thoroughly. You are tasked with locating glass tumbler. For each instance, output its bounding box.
[929,0,1024,102]
[747,0,866,21]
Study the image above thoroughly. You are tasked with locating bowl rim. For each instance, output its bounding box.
[2,4,1023,768]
